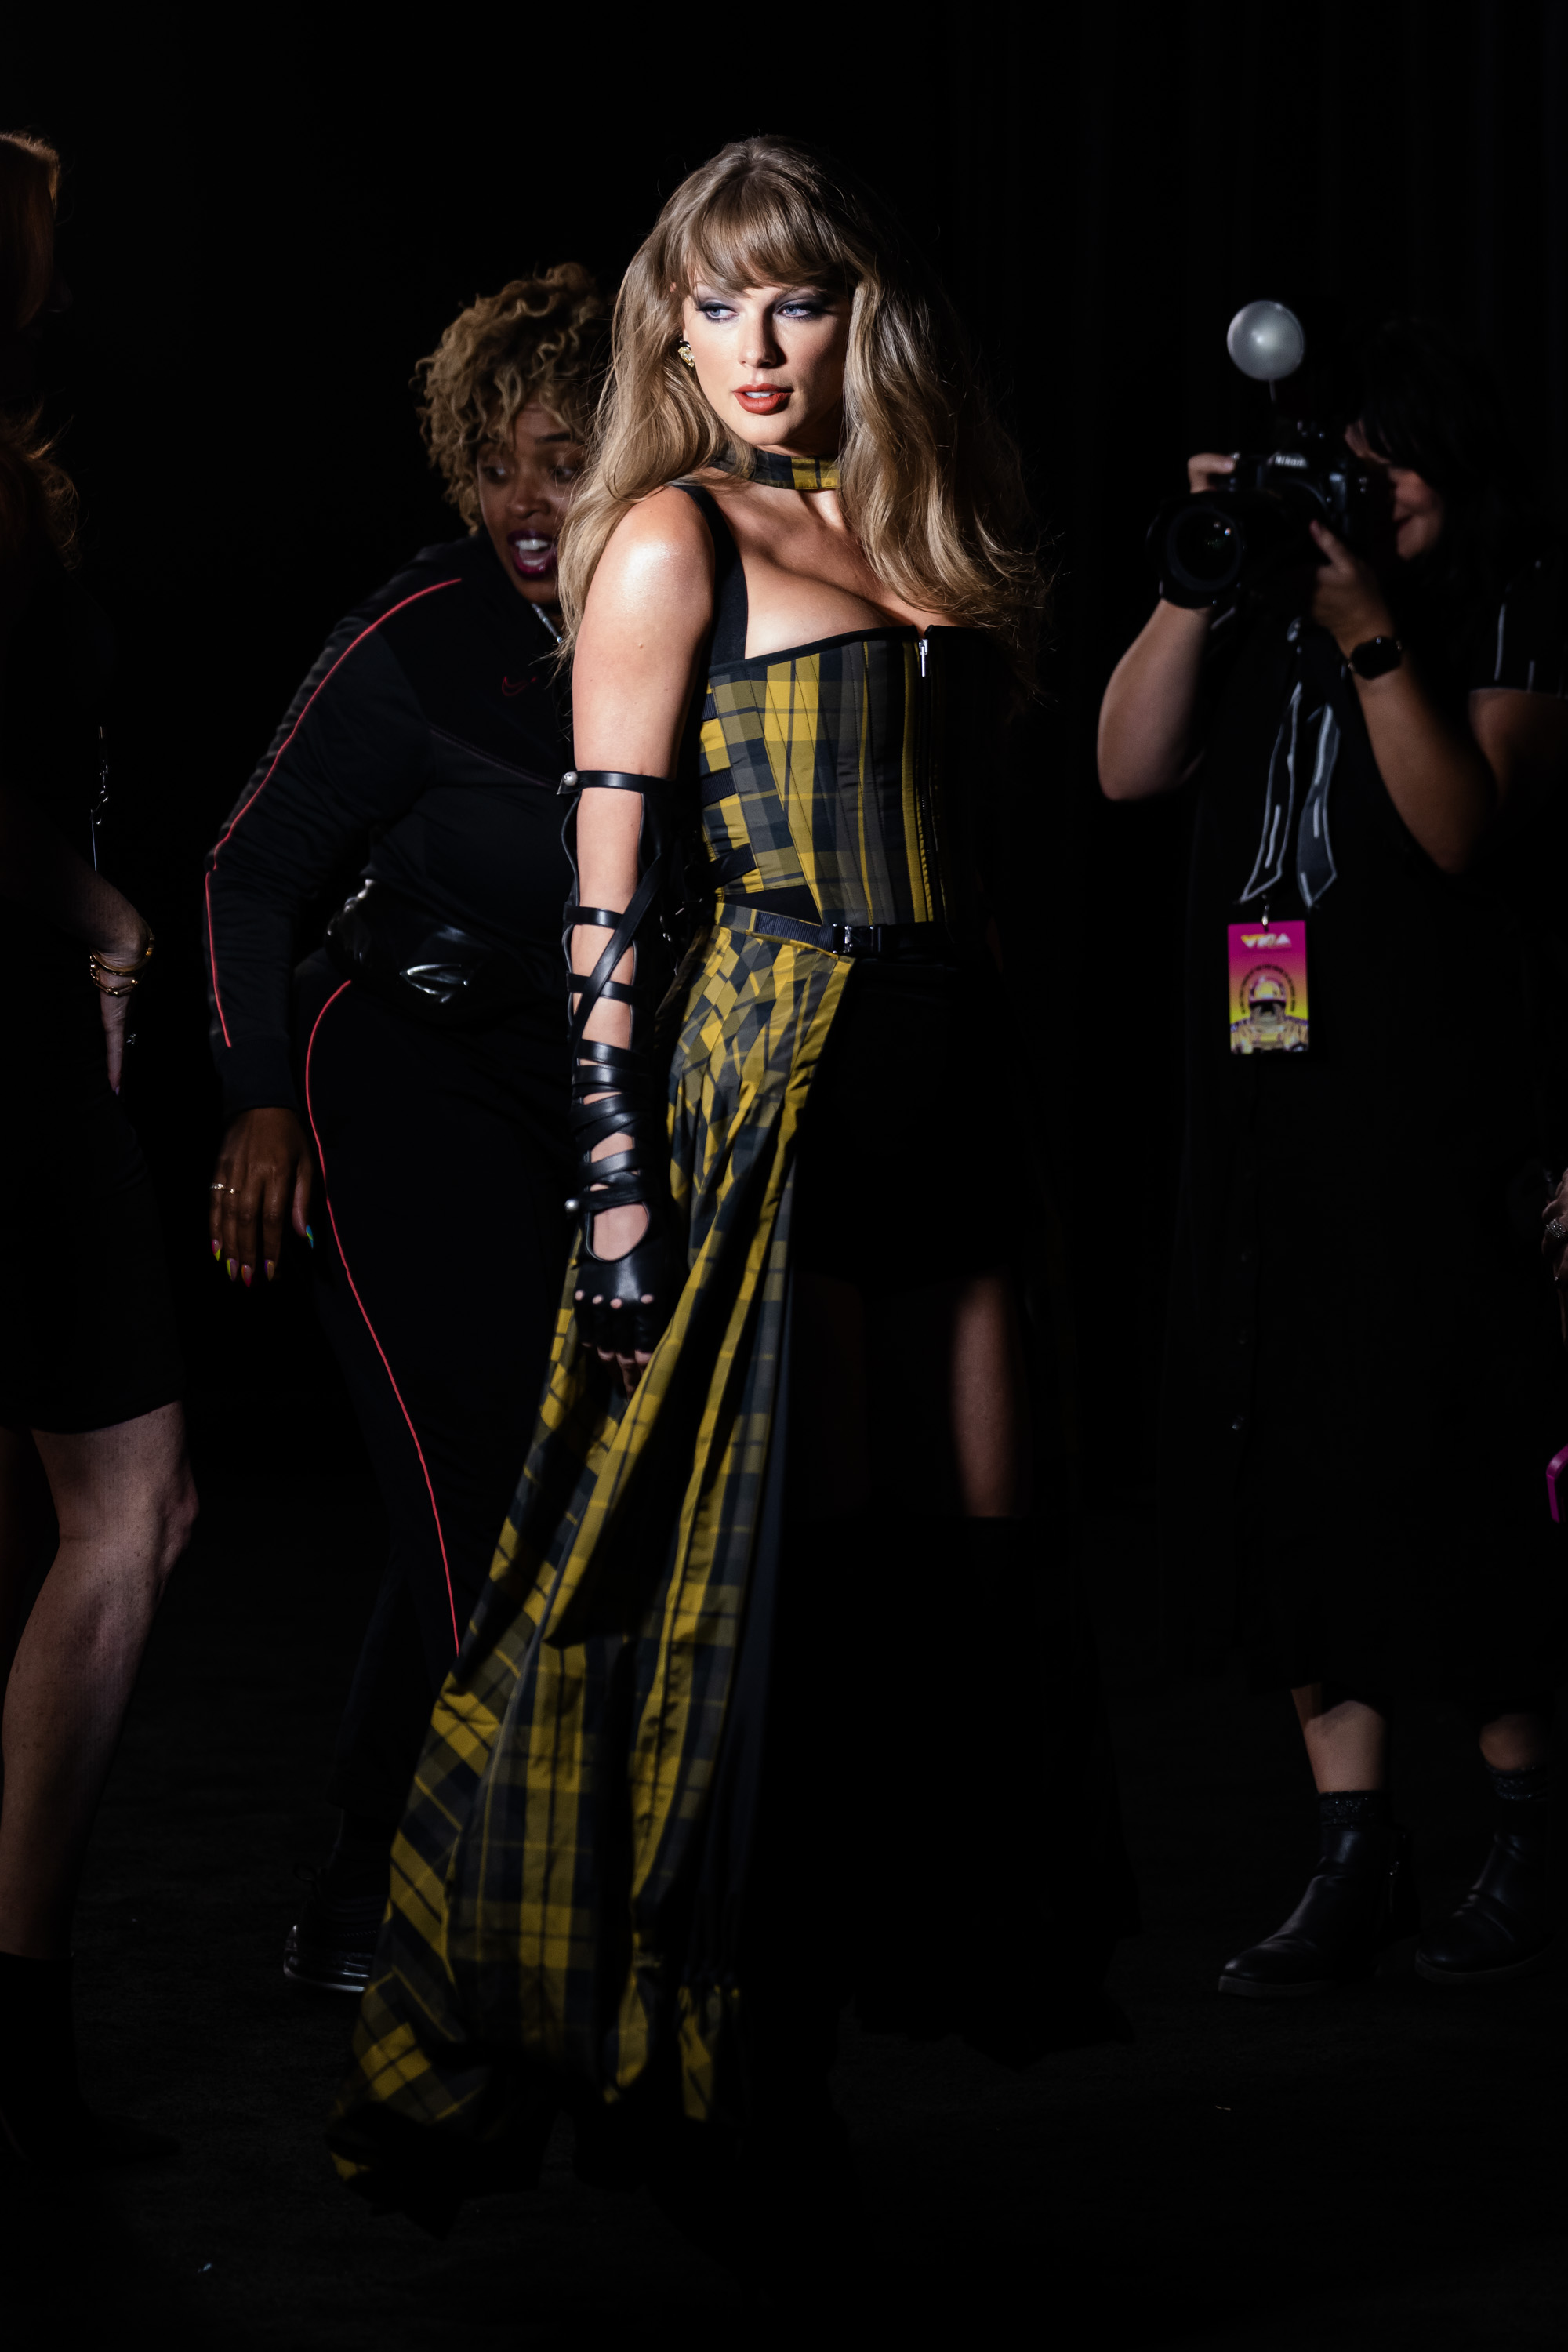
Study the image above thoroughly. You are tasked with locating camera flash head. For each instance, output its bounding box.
[1226,301,1306,383]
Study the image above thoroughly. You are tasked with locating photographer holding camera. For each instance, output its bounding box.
[1099,313,1568,1998]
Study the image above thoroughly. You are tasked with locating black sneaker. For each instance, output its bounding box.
[282,1868,383,1996]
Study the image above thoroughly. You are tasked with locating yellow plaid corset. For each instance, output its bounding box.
[693,624,962,932]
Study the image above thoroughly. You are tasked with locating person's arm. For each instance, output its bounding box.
[1304,524,1559,875]
[0,780,150,1092]
[1098,452,1234,801]
[1098,601,1218,800]
[205,609,436,1284]
[567,488,713,1391]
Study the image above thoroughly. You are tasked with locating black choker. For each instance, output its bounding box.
[728,448,840,492]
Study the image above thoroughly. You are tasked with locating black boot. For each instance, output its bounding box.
[283,1811,393,1995]
[1416,1763,1553,1988]
[1220,1791,1419,1998]
[0,1951,178,2168]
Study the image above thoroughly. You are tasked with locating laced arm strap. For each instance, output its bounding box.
[558,768,687,1353]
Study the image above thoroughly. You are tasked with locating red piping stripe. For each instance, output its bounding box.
[206,577,462,1046]
[303,980,461,1656]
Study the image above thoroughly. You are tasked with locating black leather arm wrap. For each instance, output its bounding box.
[560,769,685,1356]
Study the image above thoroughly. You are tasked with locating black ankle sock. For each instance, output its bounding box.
[1488,1762,1551,1816]
[1317,1789,1392,1831]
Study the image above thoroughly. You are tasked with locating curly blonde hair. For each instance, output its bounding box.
[557,140,1045,684]
[415,264,608,528]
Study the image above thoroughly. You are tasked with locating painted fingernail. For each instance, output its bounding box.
[211,1239,221,1261]
[241,1265,252,1289]
[227,1257,237,1280]
[265,1259,276,1282]
[304,1224,315,1250]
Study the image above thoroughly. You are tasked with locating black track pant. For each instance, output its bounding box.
[293,953,571,1825]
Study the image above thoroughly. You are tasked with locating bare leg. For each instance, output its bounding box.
[1292,1686,1388,1791]
[790,1270,1032,1520]
[1477,1711,1551,1771]
[940,1272,1032,1519]
[0,1404,197,1960]
[0,1428,54,1689]
[873,1272,1032,1518]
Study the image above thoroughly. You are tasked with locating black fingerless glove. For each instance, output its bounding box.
[561,769,684,1358]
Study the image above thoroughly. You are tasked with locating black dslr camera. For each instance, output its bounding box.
[1149,302,1385,608]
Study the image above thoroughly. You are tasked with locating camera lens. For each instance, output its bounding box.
[1167,504,1242,593]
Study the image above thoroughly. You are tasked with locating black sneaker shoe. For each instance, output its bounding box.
[282,1868,383,1996]
[1415,1827,1553,1988]
[1219,1823,1419,1998]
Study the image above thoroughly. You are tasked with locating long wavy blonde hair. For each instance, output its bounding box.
[557,139,1044,681]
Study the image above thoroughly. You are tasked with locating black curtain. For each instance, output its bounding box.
[5,3,1566,1490]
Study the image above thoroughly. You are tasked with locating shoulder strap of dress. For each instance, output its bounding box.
[670,480,748,667]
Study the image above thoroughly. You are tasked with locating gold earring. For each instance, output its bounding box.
[676,339,696,371]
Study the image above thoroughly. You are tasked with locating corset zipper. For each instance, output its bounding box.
[913,635,946,927]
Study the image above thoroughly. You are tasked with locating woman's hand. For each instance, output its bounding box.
[1307,522,1396,654]
[209,1106,314,1287]
[576,1200,652,1396]
[1187,452,1236,493]
[89,911,152,1094]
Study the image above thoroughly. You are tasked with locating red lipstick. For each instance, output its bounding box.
[735,385,789,413]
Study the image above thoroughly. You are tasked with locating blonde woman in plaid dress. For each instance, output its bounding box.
[330,137,1134,2237]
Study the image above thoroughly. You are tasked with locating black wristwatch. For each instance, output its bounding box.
[1348,635,1404,680]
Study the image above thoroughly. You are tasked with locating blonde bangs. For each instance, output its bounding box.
[667,173,855,304]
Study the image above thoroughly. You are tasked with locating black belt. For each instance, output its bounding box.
[717,902,951,960]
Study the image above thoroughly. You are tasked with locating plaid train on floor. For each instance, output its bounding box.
[329,624,972,2188]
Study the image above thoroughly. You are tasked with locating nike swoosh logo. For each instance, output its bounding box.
[501,675,534,697]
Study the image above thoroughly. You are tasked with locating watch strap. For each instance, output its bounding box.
[1349,635,1404,680]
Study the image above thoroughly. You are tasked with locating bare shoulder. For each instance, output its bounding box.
[581,485,714,652]
[599,483,712,579]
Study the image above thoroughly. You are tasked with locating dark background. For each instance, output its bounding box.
[6,2,1568,1494]
[5,21,1568,2344]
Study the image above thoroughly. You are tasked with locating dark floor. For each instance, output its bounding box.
[5,1469,1564,2349]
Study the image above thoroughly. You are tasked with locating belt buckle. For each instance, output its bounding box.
[830,921,879,958]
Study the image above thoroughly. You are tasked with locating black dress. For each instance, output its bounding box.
[1160,555,1568,1713]
[0,517,183,1435]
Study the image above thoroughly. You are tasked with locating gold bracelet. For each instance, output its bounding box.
[89,932,155,978]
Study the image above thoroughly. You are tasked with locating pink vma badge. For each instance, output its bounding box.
[1228,919,1308,1054]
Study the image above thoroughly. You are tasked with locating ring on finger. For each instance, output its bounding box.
[1548,1218,1568,1247]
